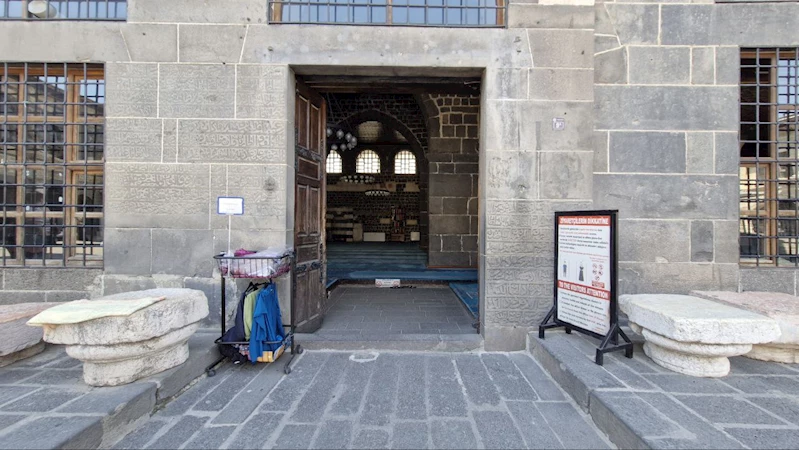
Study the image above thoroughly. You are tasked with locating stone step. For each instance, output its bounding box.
[529,331,660,449]
[527,329,798,449]
[296,332,483,352]
[0,331,221,450]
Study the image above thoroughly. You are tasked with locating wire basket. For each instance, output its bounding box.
[214,252,292,279]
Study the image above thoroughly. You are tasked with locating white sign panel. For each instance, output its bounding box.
[556,214,612,335]
[217,197,244,215]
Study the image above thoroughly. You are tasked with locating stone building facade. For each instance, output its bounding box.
[0,0,798,350]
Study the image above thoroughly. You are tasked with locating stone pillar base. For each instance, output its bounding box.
[66,324,198,387]
[746,344,799,364]
[640,327,752,377]
[81,340,190,387]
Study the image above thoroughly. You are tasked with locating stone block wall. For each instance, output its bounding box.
[4,0,798,350]
[593,0,799,294]
[421,94,480,268]
[480,1,595,349]
[0,0,586,349]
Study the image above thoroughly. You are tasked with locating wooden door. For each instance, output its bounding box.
[294,80,326,332]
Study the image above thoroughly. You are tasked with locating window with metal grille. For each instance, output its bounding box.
[394,150,415,174]
[0,0,126,20]
[356,150,380,174]
[0,63,104,267]
[268,0,506,27]
[740,48,799,266]
[327,149,342,174]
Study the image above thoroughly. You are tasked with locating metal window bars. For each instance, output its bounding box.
[394,149,416,174]
[739,48,799,266]
[0,0,126,20]
[268,0,507,27]
[0,63,104,267]
[356,149,380,174]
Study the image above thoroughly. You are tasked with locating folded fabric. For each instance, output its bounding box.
[27,297,165,326]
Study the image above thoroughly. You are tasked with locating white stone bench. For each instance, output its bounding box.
[692,291,799,364]
[28,288,208,387]
[619,294,781,377]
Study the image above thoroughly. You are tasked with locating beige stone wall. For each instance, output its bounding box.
[0,0,590,349]
[4,0,796,349]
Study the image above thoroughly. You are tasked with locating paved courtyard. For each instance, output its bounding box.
[112,351,612,449]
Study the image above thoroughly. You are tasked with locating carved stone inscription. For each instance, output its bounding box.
[483,199,558,328]
[159,64,235,118]
[105,119,162,162]
[106,63,158,118]
[237,65,288,120]
[178,120,287,163]
[106,164,209,228]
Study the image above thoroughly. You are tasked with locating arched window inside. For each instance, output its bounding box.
[326,150,342,174]
[394,150,416,174]
[356,150,381,174]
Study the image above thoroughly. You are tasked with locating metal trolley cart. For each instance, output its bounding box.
[207,250,303,376]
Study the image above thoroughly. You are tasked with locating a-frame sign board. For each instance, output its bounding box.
[539,210,633,365]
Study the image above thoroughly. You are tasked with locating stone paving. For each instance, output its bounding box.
[112,350,612,449]
[0,345,144,449]
[533,330,799,449]
[0,332,220,449]
[319,286,477,336]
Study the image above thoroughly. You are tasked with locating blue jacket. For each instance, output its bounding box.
[249,284,285,363]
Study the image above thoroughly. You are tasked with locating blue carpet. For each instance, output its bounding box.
[450,282,479,318]
[327,242,478,282]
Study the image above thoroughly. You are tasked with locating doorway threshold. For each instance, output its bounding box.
[295,332,483,352]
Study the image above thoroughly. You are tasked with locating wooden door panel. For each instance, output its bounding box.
[294,80,326,332]
[297,95,309,149]
[310,105,320,153]
[309,187,320,235]
[297,185,308,236]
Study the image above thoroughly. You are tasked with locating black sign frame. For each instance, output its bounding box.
[539,210,633,365]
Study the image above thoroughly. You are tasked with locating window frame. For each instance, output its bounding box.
[0,0,127,21]
[394,149,416,175]
[356,149,381,174]
[268,0,507,28]
[739,48,799,266]
[326,149,343,174]
[1,63,105,267]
